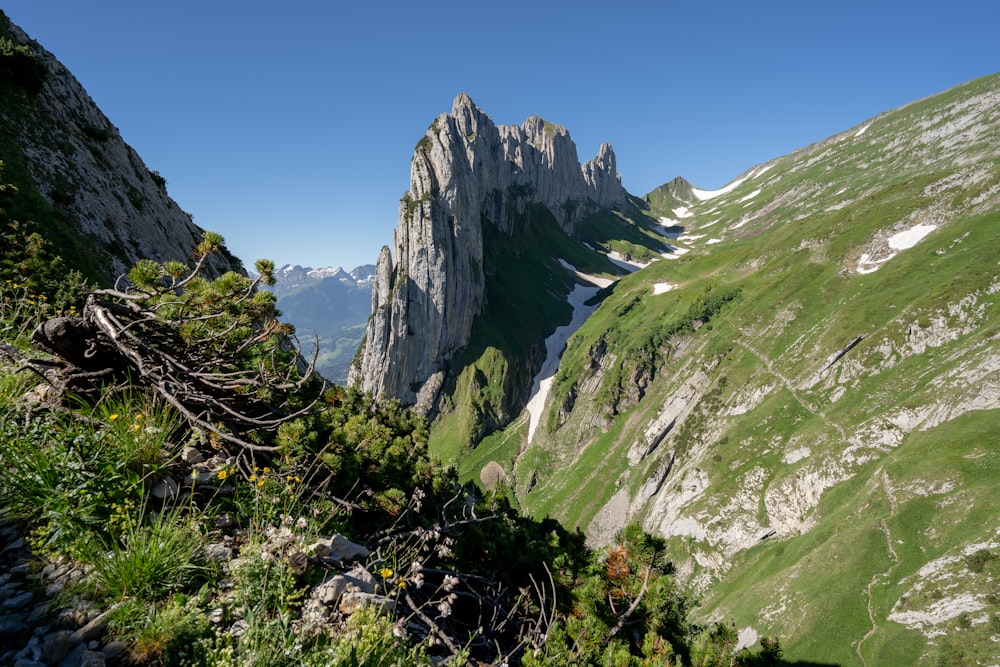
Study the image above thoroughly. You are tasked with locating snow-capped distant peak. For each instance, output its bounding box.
[307,266,346,280]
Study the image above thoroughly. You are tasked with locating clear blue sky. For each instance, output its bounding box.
[4,1,998,270]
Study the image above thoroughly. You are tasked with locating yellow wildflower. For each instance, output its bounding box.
[109,414,119,421]
[380,567,394,579]
[217,470,228,480]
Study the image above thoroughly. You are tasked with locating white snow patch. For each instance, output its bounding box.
[855,123,872,137]
[657,217,682,230]
[526,263,603,443]
[692,176,748,201]
[857,223,937,274]
[663,246,689,259]
[740,188,761,202]
[652,282,677,295]
[673,206,694,218]
[706,238,723,245]
[691,164,771,201]
[607,251,651,272]
[678,233,705,242]
[889,223,937,250]
[557,258,614,287]
[856,253,886,274]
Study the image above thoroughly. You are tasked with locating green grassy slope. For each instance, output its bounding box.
[456,72,1000,662]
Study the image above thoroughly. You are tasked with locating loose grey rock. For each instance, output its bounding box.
[56,643,86,667]
[181,446,206,464]
[42,630,72,664]
[80,648,105,666]
[69,609,109,644]
[0,611,29,635]
[150,476,179,500]
[338,592,395,616]
[313,568,376,605]
[310,534,369,562]
[204,543,233,562]
[101,641,127,661]
[3,591,34,610]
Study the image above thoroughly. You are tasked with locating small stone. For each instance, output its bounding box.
[2,536,25,552]
[42,630,72,664]
[70,610,109,644]
[310,534,369,562]
[13,659,46,667]
[27,602,48,624]
[338,592,395,616]
[57,643,86,667]
[150,476,179,500]
[214,513,236,529]
[207,608,225,625]
[0,611,29,635]
[3,591,34,610]
[313,568,376,605]
[181,446,205,464]
[101,641,127,661]
[80,649,106,667]
[204,544,233,562]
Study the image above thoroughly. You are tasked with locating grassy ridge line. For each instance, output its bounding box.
[458,72,1000,663]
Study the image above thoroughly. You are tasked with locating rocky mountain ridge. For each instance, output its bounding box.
[275,263,375,289]
[0,13,242,282]
[351,92,639,415]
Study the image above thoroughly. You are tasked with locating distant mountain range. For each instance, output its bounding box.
[268,263,374,384]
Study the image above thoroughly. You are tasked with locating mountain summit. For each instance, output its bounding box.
[351,93,653,420]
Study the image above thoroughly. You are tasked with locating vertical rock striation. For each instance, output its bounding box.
[352,93,627,410]
[1,16,243,281]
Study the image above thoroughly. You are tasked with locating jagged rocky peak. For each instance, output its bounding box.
[351,93,628,410]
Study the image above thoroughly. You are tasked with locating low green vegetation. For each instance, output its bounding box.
[0,170,781,664]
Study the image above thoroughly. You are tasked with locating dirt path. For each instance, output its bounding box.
[855,469,900,666]
[735,337,848,442]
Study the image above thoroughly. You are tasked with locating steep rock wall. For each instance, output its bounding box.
[352,93,627,409]
[1,17,242,281]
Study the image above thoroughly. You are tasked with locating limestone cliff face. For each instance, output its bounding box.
[1,18,242,281]
[352,93,627,409]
